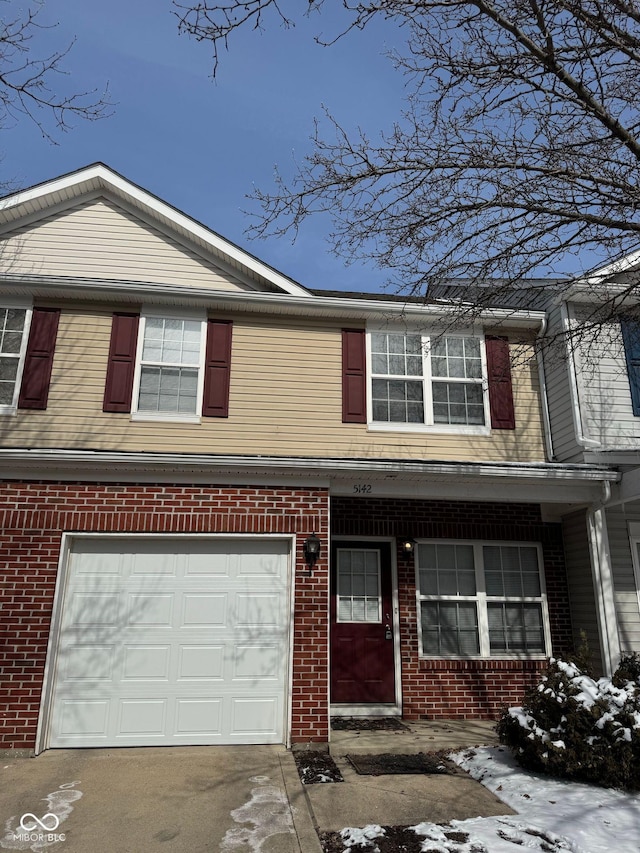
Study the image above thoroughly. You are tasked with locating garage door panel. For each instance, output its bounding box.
[233,644,280,680]
[230,698,278,734]
[182,593,227,627]
[47,537,290,747]
[235,593,283,627]
[57,699,109,738]
[175,699,223,735]
[63,645,115,682]
[127,593,173,627]
[122,645,171,680]
[69,593,120,626]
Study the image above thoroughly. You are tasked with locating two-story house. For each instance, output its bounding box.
[0,165,618,754]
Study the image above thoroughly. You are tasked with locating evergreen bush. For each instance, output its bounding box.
[497,652,640,790]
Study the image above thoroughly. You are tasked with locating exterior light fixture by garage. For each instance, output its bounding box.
[303,533,321,572]
[400,538,416,555]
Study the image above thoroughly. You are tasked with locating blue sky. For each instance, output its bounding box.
[0,1,407,293]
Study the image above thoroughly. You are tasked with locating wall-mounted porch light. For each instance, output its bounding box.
[400,538,415,555]
[303,533,321,572]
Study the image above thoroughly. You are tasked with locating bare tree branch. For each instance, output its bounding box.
[0,2,111,145]
[174,0,640,323]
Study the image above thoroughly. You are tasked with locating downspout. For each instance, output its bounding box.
[560,302,601,450]
[586,479,621,676]
[536,315,555,461]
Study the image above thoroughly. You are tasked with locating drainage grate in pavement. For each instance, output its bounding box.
[331,717,409,732]
[346,752,453,776]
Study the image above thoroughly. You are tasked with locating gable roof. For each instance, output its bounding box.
[0,162,311,298]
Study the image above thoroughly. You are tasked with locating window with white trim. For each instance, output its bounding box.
[0,306,30,413]
[416,541,550,657]
[133,313,206,419]
[370,332,486,427]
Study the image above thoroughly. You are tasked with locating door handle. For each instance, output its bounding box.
[385,624,392,640]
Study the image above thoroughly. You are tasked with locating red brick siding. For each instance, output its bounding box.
[332,497,571,719]
[0,481,330,750]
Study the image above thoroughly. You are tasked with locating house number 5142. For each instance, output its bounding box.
[353,484,372,494]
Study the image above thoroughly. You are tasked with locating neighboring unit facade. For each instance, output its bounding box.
[0,165,619,754]
[543,260,640,674]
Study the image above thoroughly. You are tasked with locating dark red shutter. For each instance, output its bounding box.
[486,335,516,430]
[342,328,367,423]
[103,313,140,413]
[17,307,60,410]
[202,319,232,417]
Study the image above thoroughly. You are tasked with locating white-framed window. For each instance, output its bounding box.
[416,540,551,658]
[132,311,206,421]
[0,304,31,415]
[369,330,488,431]
[336,548,382,623]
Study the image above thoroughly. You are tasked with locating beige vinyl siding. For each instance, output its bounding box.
[562,509,603,673]
[0,308,547,462]
[543,304,583,462]
[605,505,640,654]
[0,197,249,291]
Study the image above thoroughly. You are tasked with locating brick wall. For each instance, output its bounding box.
[0,481,330,751]
[332,497,572,719]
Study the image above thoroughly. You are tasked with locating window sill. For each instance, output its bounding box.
[131,412,201,424]
[418,657,548,671]
[368,422,491,436]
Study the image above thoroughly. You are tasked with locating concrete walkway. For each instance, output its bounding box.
[304,719,512,836]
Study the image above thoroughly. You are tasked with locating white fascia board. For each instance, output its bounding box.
[0,273,548,329]
[0,448,618,482]
[0,164,310,298]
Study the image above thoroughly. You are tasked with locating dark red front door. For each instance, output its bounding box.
[330,542,396,704]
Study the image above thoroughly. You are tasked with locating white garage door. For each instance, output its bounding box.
[45,537,291,748]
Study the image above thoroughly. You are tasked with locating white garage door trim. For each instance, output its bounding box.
[36,533,295,754]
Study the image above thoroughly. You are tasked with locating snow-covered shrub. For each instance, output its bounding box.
[497,653,640,789]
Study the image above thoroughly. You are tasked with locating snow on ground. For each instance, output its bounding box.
[339,746,640,853]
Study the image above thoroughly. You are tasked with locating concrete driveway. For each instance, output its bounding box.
[0,745,321,853]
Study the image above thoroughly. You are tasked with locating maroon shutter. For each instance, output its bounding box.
[342,328,367,423]
[103,313,140,413]
[486,335,516,430]
[17,307,60,410]
[202,319,232,417]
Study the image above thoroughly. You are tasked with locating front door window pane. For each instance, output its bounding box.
[336,549,382,623]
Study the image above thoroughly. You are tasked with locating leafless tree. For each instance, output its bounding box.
[174,0,640,323]
[0,1,110,145]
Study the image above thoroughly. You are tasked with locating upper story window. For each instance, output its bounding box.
[132,313,206,421]
[0,306,30,413]
[370,332,487,429]
[416,540,550,658]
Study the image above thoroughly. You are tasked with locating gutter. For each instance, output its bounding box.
[0,448,619,482]
[0,274,548,328]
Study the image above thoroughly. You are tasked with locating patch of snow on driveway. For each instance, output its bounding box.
[220,773,294,852]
